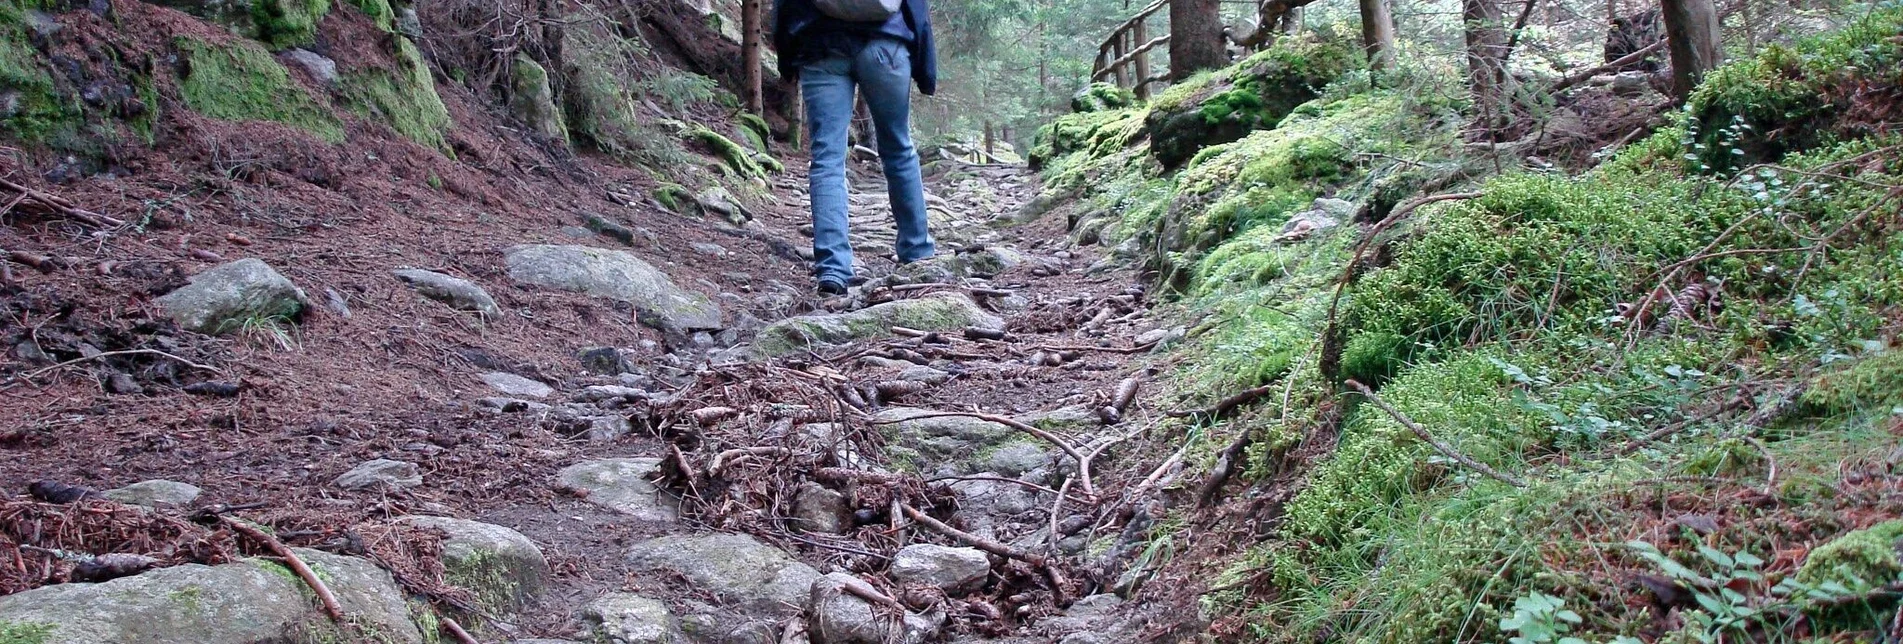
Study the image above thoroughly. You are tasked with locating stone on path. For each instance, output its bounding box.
[753,293,1002,357]
[556,458,678,522]
[156,258,309,335]
[0,549,420,643]
[504,245,722,331]
[583,593,676,644]
[102,479,201,507]
[393,268,501,318]
[624,533,819,617]
[805,572,943,644]
[335,458,423,490]
[397,516,546,611]
[890,544,990,593]
[790,481,852,534]
[482,372,553,398]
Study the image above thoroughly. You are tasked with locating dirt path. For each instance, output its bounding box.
[474,155,1170,640]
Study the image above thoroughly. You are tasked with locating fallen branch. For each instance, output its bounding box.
[19,349,224,381]
[1036,342,1156,355]
[1347,380,1526,487]
[0,177,125,228]
[222,516,345,622]
[709,446,793,476]
[1551,41,1666,92]
[1616,397,1744,454]
[439,616,481,644]
[834,573,907,612]
[901,504,1046,566]
[1168,383,1276,419]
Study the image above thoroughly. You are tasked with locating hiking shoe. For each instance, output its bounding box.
[817,280,848,296]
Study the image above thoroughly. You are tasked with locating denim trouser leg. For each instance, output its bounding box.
[801,57,856,285]
[799,39,936,285]
[855,40,935,264]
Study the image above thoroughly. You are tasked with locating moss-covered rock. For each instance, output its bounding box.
[148,0,330,49]
[1071,82,1137,113]
[396,516,547,615]
[1800,348,1903,415]
[0,5,81,144]
[1796,520,1903,591]
[688,125,767,180]
[1028,107,1146,171]
[1143,34,1354,168]
[341,37,451,150]
[0,549,421,643]
[509,52,566,143]
[175,37,343,142]
[752,293,1003,357]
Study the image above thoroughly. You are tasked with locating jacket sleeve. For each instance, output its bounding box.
[908,0,937,95]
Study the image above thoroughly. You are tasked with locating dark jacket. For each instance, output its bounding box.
[772,0,937,95]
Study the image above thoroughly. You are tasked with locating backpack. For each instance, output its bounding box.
[813,0,901,23]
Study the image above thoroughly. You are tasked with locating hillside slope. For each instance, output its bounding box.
[1028,10,1902,643]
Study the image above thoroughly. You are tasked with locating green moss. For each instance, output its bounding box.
[176,37,344,143]
[341,37,450,150]
[0,621,53,644]
[1797,520,1903,590]
[688,125,766,179]
[442,550,524,614]
[737,111,770,145]
[1801,350,1903,414]
[654,183,692,213]
[1678,6,1902,172]
[251,0,330,49]
[1071,81,1137,113]
[343,0,395,31]
[1146,33,1357,167]
[0,16,79,143]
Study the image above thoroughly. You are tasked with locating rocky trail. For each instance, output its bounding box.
[0,146,1184,643]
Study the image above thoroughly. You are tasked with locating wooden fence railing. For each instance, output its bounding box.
[1090,0,1170,99]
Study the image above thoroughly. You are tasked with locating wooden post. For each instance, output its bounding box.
[1113,32,1130,87]
[983,122,995,161]
[1132,19,1152,98]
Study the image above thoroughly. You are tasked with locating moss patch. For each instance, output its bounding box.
[687,125,766,179]
[251,0,330,49]
[0,621,52,644]
[176,37,343,143]
[1797,520,1903,591]
[341,37,450,150]
[0,9,79,144]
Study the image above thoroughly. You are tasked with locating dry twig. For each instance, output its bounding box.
[1347,380,1526,487]
[222,517,345,622]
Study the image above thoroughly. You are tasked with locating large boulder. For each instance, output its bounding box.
[504,245,722,331]
[623,533,820,617]
[394,268,501,319]
[396,516,547,612]
[753,293,1002,357]
[156,258,309,335]
[556,458,679,522]
[1143,34,1353,168]
[0,549,421,643]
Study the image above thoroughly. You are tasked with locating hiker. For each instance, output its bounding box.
[772,0,938,295]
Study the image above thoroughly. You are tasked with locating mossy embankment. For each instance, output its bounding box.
[1032,10,1903,643]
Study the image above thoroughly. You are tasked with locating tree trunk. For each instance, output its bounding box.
[1462,0,1510,139]
[1359,0,1397,71]
[741,0,763,113]
[1169,0,1226,80]
[1661,0,1722,99]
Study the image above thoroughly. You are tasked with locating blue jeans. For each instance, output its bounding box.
[801,38,935,285]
